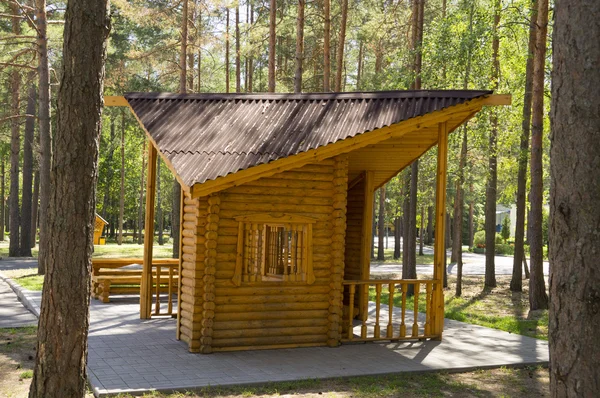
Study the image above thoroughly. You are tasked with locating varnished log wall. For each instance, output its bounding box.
[177,193,207,352]
[178,156,350,352]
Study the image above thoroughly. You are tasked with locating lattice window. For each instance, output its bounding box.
[232,214,316,285]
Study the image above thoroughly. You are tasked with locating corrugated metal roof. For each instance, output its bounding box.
[125,90,492,187]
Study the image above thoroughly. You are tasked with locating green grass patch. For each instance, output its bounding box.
[19,369,33,379]
[14,274,44,291]
[370,248,449,265]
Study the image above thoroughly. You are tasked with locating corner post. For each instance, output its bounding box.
[433,122,448,338]
[141,143,157,319]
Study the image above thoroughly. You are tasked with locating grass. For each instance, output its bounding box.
[368,274,548,340]
[0,327,37,398]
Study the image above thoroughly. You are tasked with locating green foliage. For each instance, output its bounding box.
[501,217,510,243]
[473,230,485,247]
[496,244,514,256]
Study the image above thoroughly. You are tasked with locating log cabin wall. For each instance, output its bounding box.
[344,178,365,283]
[199,156,348,352]
[177,193,208,352]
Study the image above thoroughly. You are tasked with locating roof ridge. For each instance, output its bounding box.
[163,149,276,156]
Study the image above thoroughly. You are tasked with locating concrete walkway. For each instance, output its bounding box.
[2,273,549,397]
[0,278,37,328]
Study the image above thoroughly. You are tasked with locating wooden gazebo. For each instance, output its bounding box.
[106,90,510,353]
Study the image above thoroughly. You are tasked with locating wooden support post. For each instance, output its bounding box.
[433,122,448,338]
[359,171,375,319]
[140,144,157,319]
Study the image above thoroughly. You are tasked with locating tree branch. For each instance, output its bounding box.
[0,62,37,70]
[0,114,37,124]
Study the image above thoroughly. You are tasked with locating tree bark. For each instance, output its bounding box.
[394,216,401,259]
[225,7,230,93]
[172,179,181,258]
[235,4,241,93]
[485,0,501,288]
[402,170,410,276]
[180,0,188,94]
[293,0,305,93]
[419,206,424,256]
[0,159,4,241]
[28,0,109,394]
[9,3,21,258]
[31,169,39,249]
[118,109,125,245]
[102,117,116,220]
[334,0,348,91]
[36,0,51,274]
[549,1,600,394]
[407,161,418,295]
[138,141,146,245]
[268,0,276,92]
[323,0,331,91]
[157,160,163,245]
[529,0,549,310]
[511,2,537,292]
[356,41,363,91]
[468,184,474,247]
[426,205,433,245]
[455,128,467,297]
[20,83,35,257]
[377,186,385,261]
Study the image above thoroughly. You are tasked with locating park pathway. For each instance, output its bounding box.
[0,278,37,328]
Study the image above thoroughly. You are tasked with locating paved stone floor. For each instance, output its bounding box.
[88,296,548,396]
[1,259,549,397]
[0,278,37,328]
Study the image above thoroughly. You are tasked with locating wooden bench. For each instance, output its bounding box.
[91,258,179,303]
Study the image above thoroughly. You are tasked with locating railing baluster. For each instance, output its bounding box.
[386,283,394,338]
[155,265,161,315]
[374,284,381,338]
[360,283,368,339]
[348,284,355,340]
[424,282,431,335]
[412,283,420,337]
[167,265,173,315]
[400,283,407,338]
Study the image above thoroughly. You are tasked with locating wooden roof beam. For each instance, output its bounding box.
[104,95,128,107]
[481,94,511,106]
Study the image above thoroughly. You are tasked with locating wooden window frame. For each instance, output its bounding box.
[232,213,316,286]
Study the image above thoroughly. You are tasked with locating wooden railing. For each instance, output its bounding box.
[152,262,179,317]
[342,279,439,342]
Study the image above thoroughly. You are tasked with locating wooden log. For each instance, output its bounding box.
[214,293,329,305]
[214,326,328,339]
[213,318,328,330]
[211,334,327,347]
[213,309,329,322]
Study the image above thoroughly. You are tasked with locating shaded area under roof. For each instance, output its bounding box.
[125,90,492,187]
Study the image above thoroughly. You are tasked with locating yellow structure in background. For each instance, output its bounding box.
[94,214,108,245]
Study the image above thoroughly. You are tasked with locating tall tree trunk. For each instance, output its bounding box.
[356,41,363,91]
[9,3,21,258]
[247,4,254,93]
[426,205,433,245]
[118,109,125,245]
[444,211,450,287]
[225,7,230,93]
[371,195,376,259]
[407,162,418,296]
[102,118,115,220]
[419,206,424,256]
[484,0,501,288]
[334,0,348,91]
[31,170,39,249]
[0,159,4,241]
[235,4,241,93]
[529,0,549,310]
[188,1,195,92]
[294,0,305,93]
[138,141,146,245]
[180,0,188,94]
[36,0,51,274]
[402,170,410,275]
[20,83,36,257]
[511,2,537,292]
[549,0,600,393]
[323,0,331,91]
[394,216,401,259]
[454,3,473,294]
[455,129,467,297]
[468,184,474,247]
[377,186,385,261]
[197,2,202,92]
[157,160,163,245]
[268,0,276,92]
[29,0,109,394]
